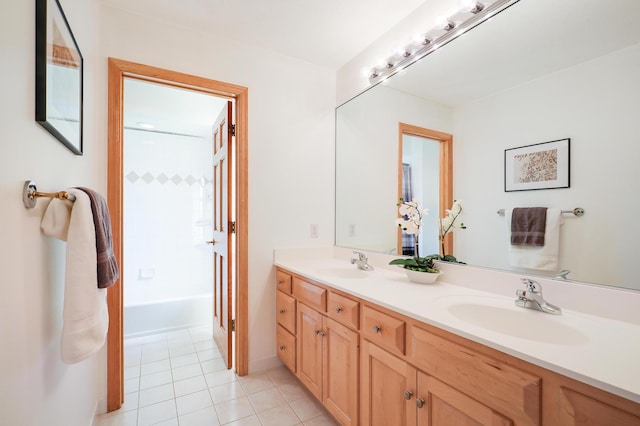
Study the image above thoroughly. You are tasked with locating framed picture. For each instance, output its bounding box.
[35,0,83,155]
[504,138,570,192]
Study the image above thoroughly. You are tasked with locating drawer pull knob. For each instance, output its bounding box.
[403,390,413,400]
[279,345,285,351]
[335,306,343,313]
[416,398,425,408]
[315,330,326,337]
[372,325,382,334]
[278,280,284,285]
[279,309,285,314]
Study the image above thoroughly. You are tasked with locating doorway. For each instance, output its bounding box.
[397,123,453,256]
[106,58,249,412]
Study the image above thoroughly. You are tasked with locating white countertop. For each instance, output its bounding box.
[274,247,640,404]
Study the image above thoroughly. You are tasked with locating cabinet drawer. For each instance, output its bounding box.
[327,292,359,330]
[276,325,296,373]
[292,277,327,311]
[276,290,296,334]
[408,324,541,425]
[276,269,292,294]
[361,305,405,356]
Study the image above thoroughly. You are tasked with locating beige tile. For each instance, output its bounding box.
[266,366,296,385]
[257,404,301,426]
[204,369,237,388]
[214,396,255,424]
[277,380,310,402]
[201,358,227,374]
[140,359,172,376]
[238,373,274,395]
[247,387,287,413]
[223,415,262,426]
[289,396,325,421]
[172,363,203,381]
[178,406,220,426]
[175,389,213,416]
[174,375,208,398]
[208,380,246,404]
[139,370,172,390]
[303,413,339,425]
[95,409,138,426]
[138,383,175,407]
[171,353,200,368]
[137,399,176,426]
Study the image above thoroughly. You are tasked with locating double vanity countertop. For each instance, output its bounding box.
[273,247,640,404]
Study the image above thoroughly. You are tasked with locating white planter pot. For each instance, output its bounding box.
[404,269,442,284]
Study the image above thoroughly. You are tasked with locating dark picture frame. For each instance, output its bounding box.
[35,0,83,155]
[504,138,570,192]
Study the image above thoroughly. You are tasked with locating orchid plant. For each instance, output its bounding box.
[389,199,467,272]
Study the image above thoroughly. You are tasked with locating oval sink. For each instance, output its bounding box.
[437,295,589,345]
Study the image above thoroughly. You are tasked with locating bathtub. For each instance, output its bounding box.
[124,293,213,338]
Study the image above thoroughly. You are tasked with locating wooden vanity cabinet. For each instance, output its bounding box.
[276,267,640,426]
[277,269,359,426]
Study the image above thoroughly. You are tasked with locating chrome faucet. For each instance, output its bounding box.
[555,269,571,280]
[350,250,374,271]
[515,278,561,315]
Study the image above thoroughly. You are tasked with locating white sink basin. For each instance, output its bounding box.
[436,295,589,345]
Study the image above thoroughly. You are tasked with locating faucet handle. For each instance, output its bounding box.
[520,278,541,293]
[352,250,366,261]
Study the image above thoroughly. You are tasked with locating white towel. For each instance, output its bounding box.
[41,189,109,364]
[506,208,563,271]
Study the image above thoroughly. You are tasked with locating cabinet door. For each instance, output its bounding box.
[323,317,359,426]
[558,387,640,426]
[416,370,512,426]
[361,340,414,426]
[296,302,323,400]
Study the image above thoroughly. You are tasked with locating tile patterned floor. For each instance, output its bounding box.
[95,326,338,426]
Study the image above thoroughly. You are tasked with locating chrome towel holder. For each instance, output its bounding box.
[23,180,76,209]
[497,207,585,217]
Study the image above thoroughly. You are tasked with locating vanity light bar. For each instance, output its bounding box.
[367,0,521,84]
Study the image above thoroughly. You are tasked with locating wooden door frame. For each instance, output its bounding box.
[397,123,453,256]
[106,58,249,411]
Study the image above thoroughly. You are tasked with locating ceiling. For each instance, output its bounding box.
[100,0,428,69]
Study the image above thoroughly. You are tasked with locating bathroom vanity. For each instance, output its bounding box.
[273,248,640,425]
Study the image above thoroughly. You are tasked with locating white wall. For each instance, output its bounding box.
[0,0,104,424]
[123,129,214,306]
[454,43,640,289]
[99,6,337,372]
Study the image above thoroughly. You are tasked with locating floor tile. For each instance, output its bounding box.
[124,365,140,380]
[138,383,175,407]
[193,340,215,352]
[121,391,138,412]
[137,399,176,426]
[171,353,199,369]
[142,333,167,344]
[201,358,226,374]
[303,413,339,425]
[139,370,173,390]
[95,409,138,426]
[238,373,274,395]
[152,418,178,426]
[289,396,325,421]
[223,415,262,426]
[204,369,237,388]
[214,396,255,424]
[276,379,309,403]
[178,406,221,426]
[266,366,296,385]
[142,340,169,352]
[196,349,220,362]
[124,377,139,394]
[172,363,203,381]
[141,347,170,364]
[174,375,208,398]
[208,380,246,404]
[175,389,213,416]
[248,387,287,413]
[169,343,196,358]
[140,359,172,376]
[257,404,301,426]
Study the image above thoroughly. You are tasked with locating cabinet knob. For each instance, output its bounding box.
[403,390,413,400]
[315,330,326,337]
[335,306,343,313]
[279,309,285,314]
[279,345,285,351]
[372,325,382,334]
[416,398,425,409]
[278,280,284,285]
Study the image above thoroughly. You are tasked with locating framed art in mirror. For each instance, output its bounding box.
[36,0,83,155]
[504,138,570,192]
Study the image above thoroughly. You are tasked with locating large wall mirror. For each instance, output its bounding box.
[335,0,640,291]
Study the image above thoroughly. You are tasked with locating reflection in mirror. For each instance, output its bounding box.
[335,0,640,290]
